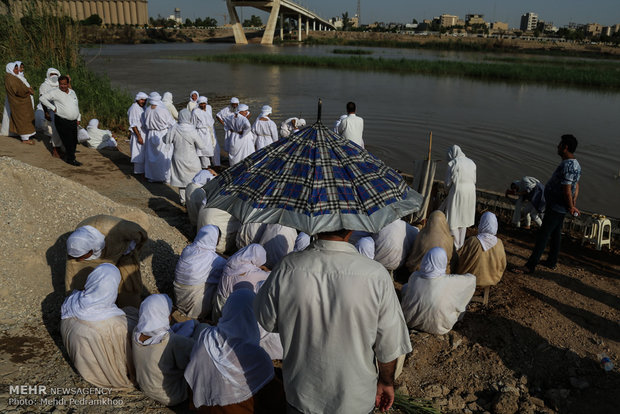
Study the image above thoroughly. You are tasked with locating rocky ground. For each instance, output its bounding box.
[0,134,618,413]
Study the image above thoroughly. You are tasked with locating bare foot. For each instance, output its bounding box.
[22,140,35,145]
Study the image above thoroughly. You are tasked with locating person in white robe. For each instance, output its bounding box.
[279,117,305,138]
[401,247,476,335]
[228,104,254,166]
[35,67,63,156]
[196,207,240,255]
[506,176,545,229]
[441,145,477,249]
[186,90,199,112]
[372,219,419,271]
[293,232,311,252]
[337,101,364,148]
[356,236,375,259]
[216,97,239,151]
[132,294,195,406]
[191,96,216,169]
[85,119,117,149]
[252,105,278,150]
[236,222,268,250]
[174,225,227,320]
[144,97,175,183]
[184,289,284,412]
[60,263,137,390]
[257,223,297,269]
[127,92,148,174]
[186,169,216,226]
[213,244,269,321]
[333,114,348,133]
[164,108,208,205]
[162,92,178,120]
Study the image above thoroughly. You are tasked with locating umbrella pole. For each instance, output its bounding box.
[317,98,322,122]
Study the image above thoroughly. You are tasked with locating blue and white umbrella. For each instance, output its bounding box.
[204,112,422,235]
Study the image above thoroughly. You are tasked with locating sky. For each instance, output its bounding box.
[148,0,620,29]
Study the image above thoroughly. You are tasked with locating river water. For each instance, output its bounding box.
[83,43,620,216]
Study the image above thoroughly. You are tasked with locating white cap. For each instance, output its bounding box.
[135,92,148,101]
[230,97,240,104]
[238,104,249,112]
[148,92,161,101]
[197,96,208,104]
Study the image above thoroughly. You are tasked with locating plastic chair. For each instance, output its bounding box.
[582,215,612,251]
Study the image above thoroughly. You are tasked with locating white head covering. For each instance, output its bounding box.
[60,263,125,321]
[177,108,193,129]
[5,62,17,76]
[237,103,249,112]
[14,60,22,71]
[230,97,239,104]
[199,289,274,405]
[135,91,148,101]
[190,90,199,102]
[87,119,99,130]
[134,294,172,345]
[66,225,106,260]
[197,96,208,104]
[222,244,266,281]
[259,105,272,118]
[148,91,161,101]
[356,236,375,260]
[447,144,466,161]
[294,232,310,252]
[296,118,306,128]
[149,99,161,107]
[476,212,498,251]
[175,225,224,286]
[192,169,215,186]
[162,92,173,104]
[415,247,448,279]
[45,67,60,88]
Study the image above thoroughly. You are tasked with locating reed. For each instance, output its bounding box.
[187,53,620,89]
[0,1,131,130]
[393,393,440,414]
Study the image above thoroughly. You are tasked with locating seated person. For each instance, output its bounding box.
[65,215,148,308]
[236,222,268,250]
[174,225,227,320]
[60,263,137,389]
[257,224,297,269]
[132,294,195,406]
[85,119,118,150]
[405,210,458,274]
[355,236,375,259]
[401,247,476,335]
[184,289,286,413]
[197,207,240,255]
[185,169,216,226]
[372,218,419,271]
[457,212,507,287]
[279,117,305,138]
[293,232,311,252]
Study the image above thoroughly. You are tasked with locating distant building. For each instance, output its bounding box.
[466,14,485,26]
[168,7,181,24]
[440,14,458,28]
[350,15,359,28]
[490,21,508,32]
[0,0,149,25]
[585,23,602,37]
[601,26,613,37]
[520,12,538,32]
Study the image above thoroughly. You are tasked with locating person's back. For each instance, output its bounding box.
[196,207,240,255]
[255,237,411,413]
[337,102,364,148]
[373,219,419,271]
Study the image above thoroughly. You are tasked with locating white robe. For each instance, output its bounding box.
[216,105,235,151]
[372,219,419,271]
[337,114,365,148]
[186,183,206,226]
[144,106,175,182]
[228,114,254,166]
[196,207,240,255]
[128,102,146,168]
[163,120,206,188]
[37,77,62,147]
[252,117,278,150]
[191,106,215,157]
[87,125,117,150]
[257,224,297,269]
[442,145,477,230]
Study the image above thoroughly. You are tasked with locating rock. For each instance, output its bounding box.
[447,394,466,411]
[452,338,463,350]
[424,384,443,398]
[492,391,520,414]
[434,398,448,406]
[463,392,478,403]
[519,375,528,385]
[395,384,409,396]
[569,377,590,389]
[530,397,545,407]
[501,385,520,394]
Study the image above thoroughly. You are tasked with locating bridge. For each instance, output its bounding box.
[226,0,335,45]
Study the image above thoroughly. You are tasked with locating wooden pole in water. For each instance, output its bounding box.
[427,131,432,161]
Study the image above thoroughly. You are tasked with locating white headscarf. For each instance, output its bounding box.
[87,119,99,130]
[200,289,274,405]
[259,105,272,118]
[176,108,196,133]
[447,144,466,162]
[476,212,498,251]
[66,225,106,259]
[415,247,448,279]
[190,90,199,102]
[162,92,173,104]
[60,263,125,321]
[294,232,310,252]
[5,62,17,75]
[296,118,306,128]
[230,97,239,104]
[45,67,60,88]
[175,225,224,286]
[356,236,375,259]
[134,294,172,345]
[135,91,148,101]
[148,91,161,101]
[192,169,214,186]
[222,244,266,281]
[197,96,208,105]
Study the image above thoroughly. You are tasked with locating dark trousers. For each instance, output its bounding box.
[525,208,566,270]
[54,115,78,162]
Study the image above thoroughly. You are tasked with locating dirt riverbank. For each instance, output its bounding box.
[0,133,618,413]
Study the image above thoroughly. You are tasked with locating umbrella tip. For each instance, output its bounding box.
[317,98,322,122]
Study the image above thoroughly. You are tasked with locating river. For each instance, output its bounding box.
[83,43,620,217]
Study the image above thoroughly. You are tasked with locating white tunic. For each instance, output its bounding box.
[372,219,419,271]
[196,207,241,255]
[191,106,215,157]
[186,183,206,226]
[217,106,236,151]
[228,114,254,166]
[86,124,117,149]
[257,224,297,269]
[443,145,477,229]
[163,120,207,187]
[252,117,278,150]
[144,106,175,182]
[337,113,364,148]
[128,102,146,163]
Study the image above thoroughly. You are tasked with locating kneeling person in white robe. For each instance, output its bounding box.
[86,119,117,149]
[372,219,419,271]
[132,294,195,406]
[401,247,476,335]
[186,169,216,227]
[174,225,227,320]
[196,207,240,255]
[60,263,137,390]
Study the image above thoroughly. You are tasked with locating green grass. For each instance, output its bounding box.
[393,393,440,414]
[182,53,620,89]
[332,48,373,55]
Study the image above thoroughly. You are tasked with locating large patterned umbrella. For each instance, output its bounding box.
[204,115,422,235]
